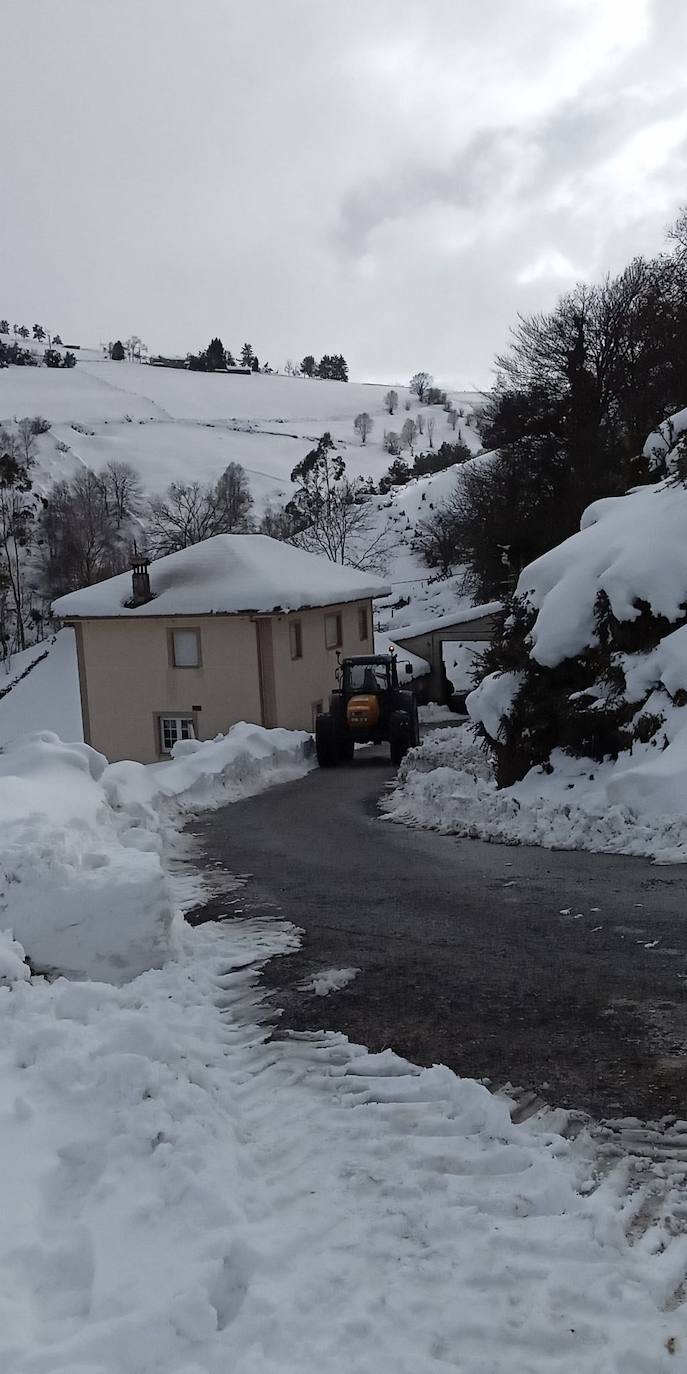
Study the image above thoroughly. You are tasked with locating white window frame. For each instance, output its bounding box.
[324,611,342,650]
[158,714,196,755]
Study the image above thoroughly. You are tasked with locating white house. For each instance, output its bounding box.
[53,535,389,763]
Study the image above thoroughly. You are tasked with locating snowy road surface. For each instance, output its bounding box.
[3,917,685,1372]
[189,748,687,1121]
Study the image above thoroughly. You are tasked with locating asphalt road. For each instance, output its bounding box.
[187,746,687,1120]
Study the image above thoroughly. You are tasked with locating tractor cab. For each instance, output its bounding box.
[341,654,400,696]
[316,653,419,767]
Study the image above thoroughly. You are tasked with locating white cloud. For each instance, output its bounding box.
[1,0,685,386]
[517,250,586,285]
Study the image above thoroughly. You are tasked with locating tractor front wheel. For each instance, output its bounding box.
[315,713,341,767]
[389,710,411,766]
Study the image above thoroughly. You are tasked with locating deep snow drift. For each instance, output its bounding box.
[0,724,312,980]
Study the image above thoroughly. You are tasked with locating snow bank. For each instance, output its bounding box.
[383,723,687,863]
[0,724,312,980]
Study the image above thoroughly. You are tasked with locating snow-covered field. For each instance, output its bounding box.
[1,722,685,1371]
[0,347,484,516]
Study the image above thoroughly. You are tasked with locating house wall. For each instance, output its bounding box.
[271,598,373,731]
[77,616,262,763]
[74,597,374,762]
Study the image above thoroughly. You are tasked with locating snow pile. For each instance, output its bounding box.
[299,965,360,995]
[0,918,682,1371]
[0,930,30,984]
[384,722,687,863]
[0,724,312,980]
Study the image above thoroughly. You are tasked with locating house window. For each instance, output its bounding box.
[170,628,201,668]
[312,700,323,730]
[289,619,303,660]
[358,605,369,641]
[159,715,195,755]
[324,611,342,650]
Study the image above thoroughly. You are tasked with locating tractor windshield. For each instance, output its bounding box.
[345,661,391,693]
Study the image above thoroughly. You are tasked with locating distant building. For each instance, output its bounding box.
[53,535,389,763]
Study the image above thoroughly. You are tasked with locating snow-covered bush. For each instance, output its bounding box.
[469,474,687,789]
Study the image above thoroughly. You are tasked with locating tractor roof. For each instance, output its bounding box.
[342,654,394,665]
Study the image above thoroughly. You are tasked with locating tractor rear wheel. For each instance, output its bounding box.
[389,710,411,766]
[340,735,355,761]
[315,713,340,767]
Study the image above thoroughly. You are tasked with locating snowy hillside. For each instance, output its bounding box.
[0,344,484,514]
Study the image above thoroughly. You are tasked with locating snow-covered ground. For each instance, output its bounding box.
[1,722,685,1370]
[0,347,484,515]
[0,630,82,748]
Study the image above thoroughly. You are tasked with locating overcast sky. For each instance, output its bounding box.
[4,0,687,386]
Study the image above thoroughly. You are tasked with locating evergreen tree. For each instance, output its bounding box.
[111,340,126,361]
[301,355,316,377]
[251,354,259,372]
[206,337,226,371]
[240,342,254,367]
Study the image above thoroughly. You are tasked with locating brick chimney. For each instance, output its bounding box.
[130,555,152,607]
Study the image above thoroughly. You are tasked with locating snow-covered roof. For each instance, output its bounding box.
[53,534,390,619]
[391,602,503,640]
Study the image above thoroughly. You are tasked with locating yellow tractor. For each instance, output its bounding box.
[315,654,420,766]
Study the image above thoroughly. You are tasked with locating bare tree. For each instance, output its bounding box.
[447,406,459,431]
[146,463,253,557]
[101,461,144,527]
[409,371,433,402]
[426,416,435,449]
[401,418,418,455]
[416,413,424,435]
[41,469,130,596]
[214,462,252,529]
[384,389,398,415]
[0,428,39,651]
[383,430,402,455]
[354,412,373,445]
[15,418,37,467]
[124,335,147,362]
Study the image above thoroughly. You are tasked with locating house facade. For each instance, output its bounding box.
[54,535,387,763]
